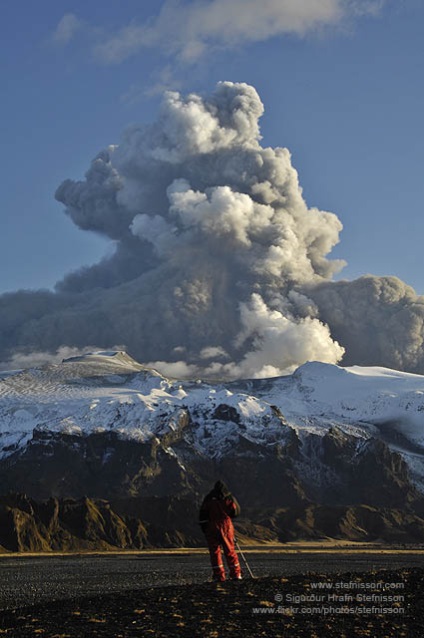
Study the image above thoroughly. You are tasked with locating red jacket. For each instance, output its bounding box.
[199,486,240,537]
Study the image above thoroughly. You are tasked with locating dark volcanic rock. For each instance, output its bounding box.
[1,416,424,548]
[0,493,149,552]
[0,494,147,551]
[0,568,420,637]
[293,426,418,508]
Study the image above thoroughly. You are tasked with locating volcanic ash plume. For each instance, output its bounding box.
[2,82,424,377]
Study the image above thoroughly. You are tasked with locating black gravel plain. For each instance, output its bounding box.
[0,551,423,637]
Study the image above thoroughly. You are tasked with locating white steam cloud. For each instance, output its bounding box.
[1,81,423,379]
[0,346,104,372]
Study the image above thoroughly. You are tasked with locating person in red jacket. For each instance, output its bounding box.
[199,480,242,581]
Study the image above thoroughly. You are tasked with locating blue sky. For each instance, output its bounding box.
[2,0,423,295]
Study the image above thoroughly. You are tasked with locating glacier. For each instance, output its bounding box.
[1,351,424,488]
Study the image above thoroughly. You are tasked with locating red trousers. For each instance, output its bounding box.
[207,526,241,581]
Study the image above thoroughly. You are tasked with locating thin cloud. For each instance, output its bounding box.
[51,13,83,46]
[121,67,182,105]
[0,346,100,371]
[93,0,386,65]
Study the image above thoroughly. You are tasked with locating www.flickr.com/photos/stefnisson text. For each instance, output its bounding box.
[251,579,406,616]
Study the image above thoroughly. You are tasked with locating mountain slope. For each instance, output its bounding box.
[1,351,424,546]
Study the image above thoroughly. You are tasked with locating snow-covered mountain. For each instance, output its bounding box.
[1,351,424,545]
[1,351,424,485]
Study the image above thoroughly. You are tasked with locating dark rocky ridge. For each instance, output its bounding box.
[1,403,424,549]
[2,491,424,552]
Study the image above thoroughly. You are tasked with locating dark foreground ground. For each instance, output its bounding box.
[0,552,423,637]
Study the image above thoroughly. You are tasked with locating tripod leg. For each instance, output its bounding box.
[235,539,255,579]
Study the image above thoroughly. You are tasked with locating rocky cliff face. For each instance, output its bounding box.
[0,493,147,552]
[1,352,424,549]
[1,423,424,550]
[1,491,424,552]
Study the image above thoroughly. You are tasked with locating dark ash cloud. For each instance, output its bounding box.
[1,81,422,378]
